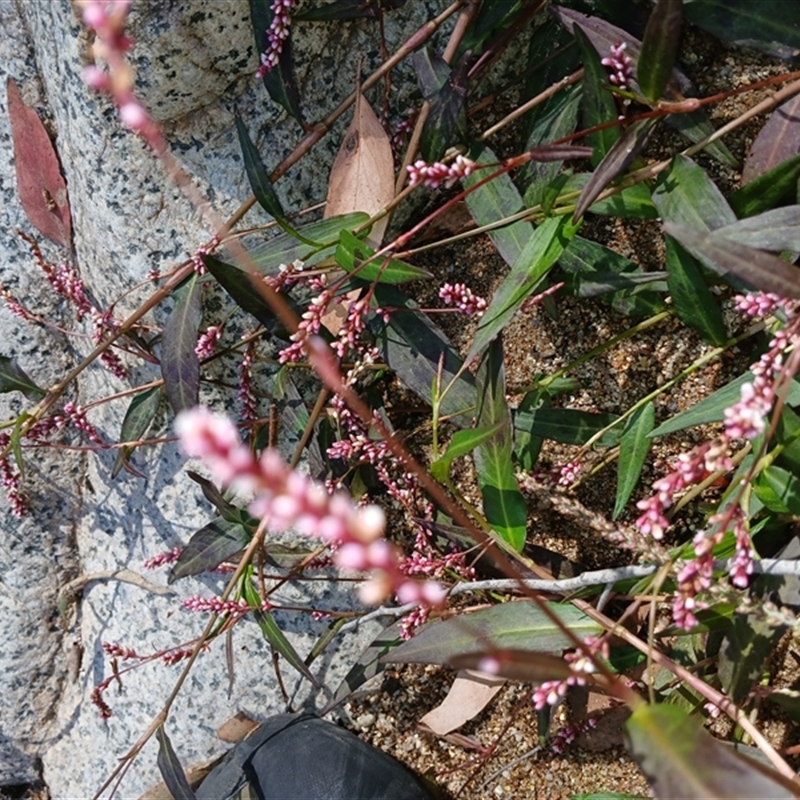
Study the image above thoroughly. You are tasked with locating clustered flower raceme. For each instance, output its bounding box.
[195,325,223,359]
[601,41,634,91]
[255,0,296,78]
[0,433,26,517]
[438,282,487,317]
[636,290,800,627]
[79,1,157,141]
[532,647,598,711]
[142,547,182,570]
[183,595,272,618]
[406,155,477,189]
[175,406,445,607]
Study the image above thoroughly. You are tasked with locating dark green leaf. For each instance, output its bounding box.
[664,235,728,346]
[203,254,279,330]
[652,154,737,232]
[168,518,251,584]
[412,46,450,101]
[626,703,798,799]
[668,108,739,167]
[430,422,504,483]
[520,86,583,208]
[370,284,476,428]
[466,215,578,363]
[241,575,319,686]
[161,274,201,414]
[420,51,469,163]
[460,0,524,53]
[156,725,196,800]
[742,96,800,183]
[559,235,666,317]
[449,650,574,683]
[186,470,236,518]
[710,206,800,252]
[474,337,528,552]
[573,119,658,221]
[664,222,800,298]
[614,402,655,519]
[556,173,658,219]
[514,407,621,447]
[683,0,800,57]
[335,230,432,284]
[112,385,162,479]
[719,611,786,704]
[273,367,326,477]
[384,601,600,665]
[572,24,620,165]
[463,145,535,268]
[235,115,289,228]
[327,619,405,710]
[637,0,683,103]
[651,372,800,437]
[0,356,45,400]
[731,154,800,217]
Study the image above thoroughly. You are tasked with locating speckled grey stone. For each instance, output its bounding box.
[0,1,450,796]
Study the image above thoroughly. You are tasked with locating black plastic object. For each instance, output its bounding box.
[196,712,434,800]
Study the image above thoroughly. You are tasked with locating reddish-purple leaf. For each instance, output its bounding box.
[637,0,683,103]
[663,221,800,299]
[7,77,71,248]
[448,650,574,683]
[573,118,657,222]
[742,94,800,183]
[161,275,201,414]
[168,518,250,584]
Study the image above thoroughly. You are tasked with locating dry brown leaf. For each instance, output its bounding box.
[217,710,260,743]
[322,91,395,335]
[325,91,394,248]
[419,669,506,737]
[7,77,71,248]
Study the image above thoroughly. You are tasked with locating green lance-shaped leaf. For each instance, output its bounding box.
[664,234,728,346]
[430,422,504,484]
[384,601,601,666]
[625,703,799,799]
[156,725,196,800]
[0,356,45,400]
[241,573,319,686]
[652,154,737,232]
[465,215,577,364]
[294,0,405,21]
[614,402,655,519]
[335,231,432,284]
[513,407,621,447]
[248,0,304,123]
[709,206,800,253]
[731,153,800,217]
[168,518,252,584]
[241,212,370,274]
[664,222,800,299]
[573,118,658,222]
[462,145,535,269]
[572,25,619,166]
[474,336,528,552]
[637,0,683,104]
[650,371,800,438]
[161,274,201,414]
[369,284,476,428]
[683,0,800,59]
[112,385,163,479]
